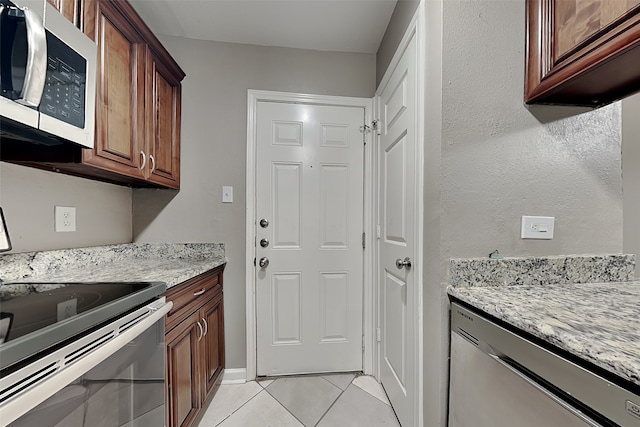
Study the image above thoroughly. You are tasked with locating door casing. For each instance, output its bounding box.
[246,90,375,381]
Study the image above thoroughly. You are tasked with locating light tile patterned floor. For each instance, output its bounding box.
[196,373,401,427]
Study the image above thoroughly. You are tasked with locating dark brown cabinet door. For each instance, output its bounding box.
[166,311,201,427]
[146,49,182,189]
[164,266,225,427]
[526,0,640,106]
[82,0,146,179]
[200,293,225,399]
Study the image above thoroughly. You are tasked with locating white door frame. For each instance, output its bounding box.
[374,3,425,426]
[246,90,375,381]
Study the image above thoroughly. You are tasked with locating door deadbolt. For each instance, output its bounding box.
[260,238,269,248]
[259,257,269,269]
[259,219,269,228]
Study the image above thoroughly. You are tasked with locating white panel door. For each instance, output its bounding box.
[256,101,365,376]
[378,32,417,427]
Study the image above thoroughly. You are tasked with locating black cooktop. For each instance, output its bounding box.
[0,281,166,371]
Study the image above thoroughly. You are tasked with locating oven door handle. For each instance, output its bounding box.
[0,300,173,427]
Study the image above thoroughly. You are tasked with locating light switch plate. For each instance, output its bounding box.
[521,216,555,239]
[55,206,76,232]
[222,186,233,203]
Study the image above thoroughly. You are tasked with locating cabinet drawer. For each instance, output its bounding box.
[165,266,224,332]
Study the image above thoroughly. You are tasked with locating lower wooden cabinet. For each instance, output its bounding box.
[165,265,225,427]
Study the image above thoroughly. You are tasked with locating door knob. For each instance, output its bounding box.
[259,257,270,269]
[395,257,412,270]
[260,238,269,248]
[259,219,269,228]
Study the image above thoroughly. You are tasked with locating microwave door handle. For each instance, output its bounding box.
[16,6,47,107]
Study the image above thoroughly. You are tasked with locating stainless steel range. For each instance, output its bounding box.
[0,281,172,427]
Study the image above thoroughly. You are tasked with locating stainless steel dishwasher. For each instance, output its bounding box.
[449,302,640,427]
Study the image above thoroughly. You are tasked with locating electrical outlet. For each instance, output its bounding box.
[55,206,76,232]
[521,216,555,239]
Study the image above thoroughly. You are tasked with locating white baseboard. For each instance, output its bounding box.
[221,368,247,385]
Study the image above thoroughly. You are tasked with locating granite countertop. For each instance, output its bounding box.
[448,281,640,387]
[447,254,639,388]
[0,243,226,289]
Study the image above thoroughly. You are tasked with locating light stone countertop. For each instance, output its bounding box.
[0,243,226,289]
[447,254,639,387]
[448,281,640,387]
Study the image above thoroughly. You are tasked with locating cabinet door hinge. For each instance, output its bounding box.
[376,328,381,342]
[362,232,366,249]
[362,335,366,351]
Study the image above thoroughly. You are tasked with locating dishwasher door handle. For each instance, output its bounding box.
[485,351,604,427]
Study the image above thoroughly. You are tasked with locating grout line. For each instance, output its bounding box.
[263,380,307,427]
[214,386,264,427]
[312,380,354,427]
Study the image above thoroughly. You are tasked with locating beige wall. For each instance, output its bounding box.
[623,93,640,277]
[132,37,376,369]
[0,162,132,253]
[393,1,624,426]
[376,0,420,87]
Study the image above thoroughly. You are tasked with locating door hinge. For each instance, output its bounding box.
[362,335,366,351]
[362,232,366,249]
[376,224,381,239]
[376,328,381,342]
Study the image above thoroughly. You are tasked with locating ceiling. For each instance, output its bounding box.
[128,0,398,54]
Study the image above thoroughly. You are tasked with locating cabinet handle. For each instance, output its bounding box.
[196,321,204,342]
[202,318,208,337]
[193,288,206,297]
[150,154,156,173]
[140,151,147,170]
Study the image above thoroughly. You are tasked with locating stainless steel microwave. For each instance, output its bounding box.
[0,0,96,148]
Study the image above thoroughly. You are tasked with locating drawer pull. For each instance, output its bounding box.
[193,288,206,296]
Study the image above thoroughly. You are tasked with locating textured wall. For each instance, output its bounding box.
[441,1,622,260]
[416,1,624,426]
[376,0,420,87]
[132,37,376,369]
[0,163,132,253]
[623,93,640,277]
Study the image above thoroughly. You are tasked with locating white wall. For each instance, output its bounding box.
[413,1,624,426]
[623,93,640,277]
[132,37,376,369]
[0,163,132,253]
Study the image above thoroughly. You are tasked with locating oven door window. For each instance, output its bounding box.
[8,319,166,427]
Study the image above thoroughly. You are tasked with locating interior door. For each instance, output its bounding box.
[255,101,365,376]
[378,32,418,427]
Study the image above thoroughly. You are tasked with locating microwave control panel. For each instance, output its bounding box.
[41,30,86,129]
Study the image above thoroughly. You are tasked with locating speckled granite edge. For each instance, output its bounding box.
[449,254,636,288]
[0,243,225,283]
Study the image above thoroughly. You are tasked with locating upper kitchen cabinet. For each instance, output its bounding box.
[525,0,640,107]
[144,48,182,188]
[2,0,184,189]
[82,0,184,188]
[82,0,147,182]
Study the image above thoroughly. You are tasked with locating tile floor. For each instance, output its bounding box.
[196,373,401,427]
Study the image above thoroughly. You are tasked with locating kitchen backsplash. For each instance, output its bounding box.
[449,254,636,288]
